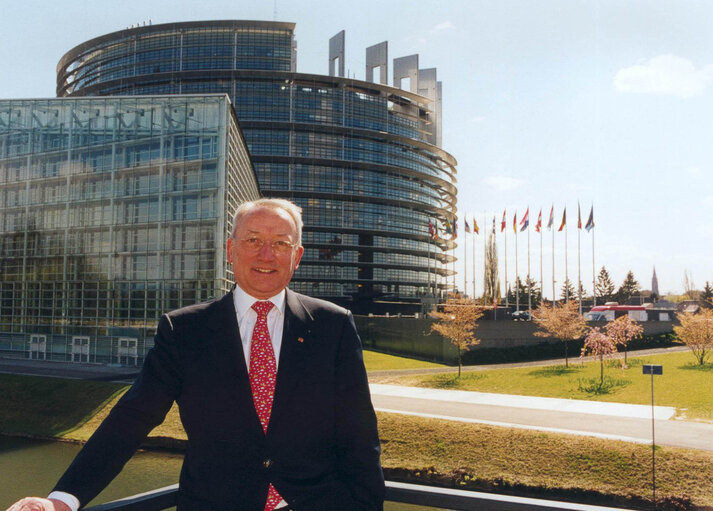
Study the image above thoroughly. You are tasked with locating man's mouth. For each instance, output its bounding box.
[254,268,276,274]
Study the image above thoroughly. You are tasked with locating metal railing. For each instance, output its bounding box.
[85,481,638,511]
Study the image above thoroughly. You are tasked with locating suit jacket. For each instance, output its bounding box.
[54,289,385,510]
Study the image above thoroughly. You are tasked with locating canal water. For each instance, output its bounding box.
[0,436,443,510]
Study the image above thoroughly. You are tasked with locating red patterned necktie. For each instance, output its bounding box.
[249,301,283,511]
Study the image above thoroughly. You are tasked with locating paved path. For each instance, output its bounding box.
[369,383,713,452]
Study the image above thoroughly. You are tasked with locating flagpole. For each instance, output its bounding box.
[527,208,531,314]
[539,214,543,308]
[564,218,569,304]
[591,206,596,306]
[504,213,508,310]
[551,213,555,306]
[578,203,582,315]
[472,221,476,299]
[515,212,519,312]
[592,223,596,306]
[464,219,467,298]
[482,212,486,302]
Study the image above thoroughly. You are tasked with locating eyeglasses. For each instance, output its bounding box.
[238,237,297,255]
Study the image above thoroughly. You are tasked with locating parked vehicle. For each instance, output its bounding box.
[584,302,648,321]
[511,310,532,321]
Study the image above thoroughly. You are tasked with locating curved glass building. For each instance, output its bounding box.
[57,20,457,313]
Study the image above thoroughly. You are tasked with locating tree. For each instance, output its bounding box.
[702,281,713,302]
[674,308,713,365]
[595,266,616,303]
[683,270,699,301]
[483,227,499,304]
[581,327,618,386]
[605,315,643,367]
[533,300,588,367]
[507,276,541,309]
[560,278,575,303]
[616,271,640,304]
[431,298,484,377]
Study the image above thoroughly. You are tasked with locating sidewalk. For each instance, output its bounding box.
[369,383,676,420]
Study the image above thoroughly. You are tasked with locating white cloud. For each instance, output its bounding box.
[484,176,524,191]
[614,54,713,98]
[432,21,454,32]
[687,166,702,176]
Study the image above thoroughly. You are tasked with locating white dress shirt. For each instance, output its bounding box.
[233,285,286,369]
[49,286,288,511]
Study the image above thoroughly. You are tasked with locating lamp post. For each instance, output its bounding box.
[643,364,663,509]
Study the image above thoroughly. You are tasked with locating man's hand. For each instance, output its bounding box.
[6,498,71,511]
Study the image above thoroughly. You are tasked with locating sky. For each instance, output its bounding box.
[1,0,712,299]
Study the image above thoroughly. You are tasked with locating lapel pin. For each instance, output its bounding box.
[297,337,304,343]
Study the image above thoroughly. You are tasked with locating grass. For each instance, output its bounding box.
[383,351,713,421]
[377,412,713,508]
[0,374,126,437]
[362,350,446,371]
[2,373,713,508]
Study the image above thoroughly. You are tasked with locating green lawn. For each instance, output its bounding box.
[387,351,713,421]
[362,350,446,371]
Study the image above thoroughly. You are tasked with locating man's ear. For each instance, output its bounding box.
[293,245,304,270]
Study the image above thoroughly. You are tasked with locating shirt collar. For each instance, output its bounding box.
[233,284,286,322]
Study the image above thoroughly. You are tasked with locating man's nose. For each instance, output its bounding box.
[257,240,276,258]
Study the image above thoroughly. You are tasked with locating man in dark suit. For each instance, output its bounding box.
[8,198,384,511]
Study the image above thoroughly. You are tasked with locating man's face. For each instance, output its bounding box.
[227,207,304,299]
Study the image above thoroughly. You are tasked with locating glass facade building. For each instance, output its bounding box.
[0,95,260,363]
[57,20,458,313]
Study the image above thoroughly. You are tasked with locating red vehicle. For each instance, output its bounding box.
[585,302,649,321]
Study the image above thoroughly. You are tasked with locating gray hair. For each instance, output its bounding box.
[231,198,303,246]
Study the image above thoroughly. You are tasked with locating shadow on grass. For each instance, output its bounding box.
[679,362,713,372]
[528,365,580,377]
[0,374,126,437]
[424,373,486,389]
[577,376,631,395]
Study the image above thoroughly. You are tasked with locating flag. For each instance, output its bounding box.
[558,207,566,232]
[428,219,436,239]
[519,207,529,232]
[501,210,507,232]
[535,209,542,233]
[451,217,457,239]
[473,217,480,235]
[445,220,452,235]
[585,206,594,232]
[464,219,471,233]
[513,212,517,234]
[547,205,554,230]
[492,216,496,233]
[577,203,582,229]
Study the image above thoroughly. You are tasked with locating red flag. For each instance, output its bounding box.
[558,207,567,232]
[501,210,507,232]
[519,207,529,232]
[547,205,554,230]
[577,203,582,229]
[535,209,542,233]
[428,220,435,239]
[473,217,480,235]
